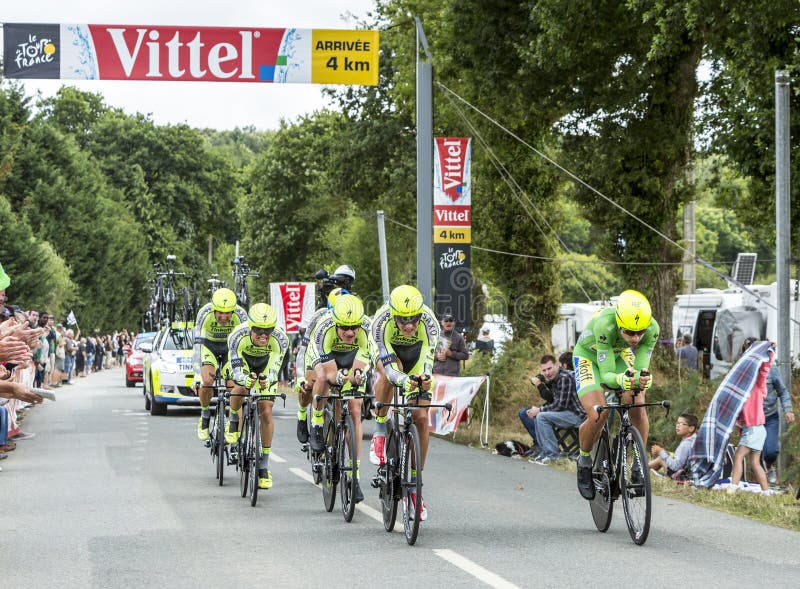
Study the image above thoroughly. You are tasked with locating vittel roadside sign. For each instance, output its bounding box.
[2,23,379,85]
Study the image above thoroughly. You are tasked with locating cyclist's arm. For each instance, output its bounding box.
[372,311,407,387]
[192,304,212,373]
[228,326,250,387]
[419,307,440,376]
[263,328,290,387]
[233,306,249,324]
[633,319,659,372]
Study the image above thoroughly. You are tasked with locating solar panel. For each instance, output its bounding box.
[731,253,757,286]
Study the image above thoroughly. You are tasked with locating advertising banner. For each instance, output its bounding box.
[3,23,379,85]
[427,375,487,436]
[433,137,472,329]
[269,282,315,333]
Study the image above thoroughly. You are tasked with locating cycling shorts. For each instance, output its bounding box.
[201,340,229,369]
[573,348,635,398]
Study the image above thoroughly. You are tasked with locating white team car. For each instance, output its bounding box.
[142,322,198,415]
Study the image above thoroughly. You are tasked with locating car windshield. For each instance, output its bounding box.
[134,335,155,350]
[162,330,193,351]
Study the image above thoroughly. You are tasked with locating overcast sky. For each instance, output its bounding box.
[1,1,377,130]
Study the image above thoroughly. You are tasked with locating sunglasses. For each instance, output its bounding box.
[337,324,360,333]
[252,327,274,336]
[442,317,455,323]
[396,314,422,325]
[621,328,646,337]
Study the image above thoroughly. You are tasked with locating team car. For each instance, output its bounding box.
[125,331,157,387]
[142,322,199,415]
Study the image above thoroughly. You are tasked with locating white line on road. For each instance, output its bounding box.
[270,453,287,463]
[433,550,521,589]
[289,467,400,532]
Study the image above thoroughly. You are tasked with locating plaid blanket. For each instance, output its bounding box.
[690,341,774,487]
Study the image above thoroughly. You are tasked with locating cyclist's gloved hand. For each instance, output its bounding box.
[615,372,634,391]
[352,368,363,386]
[335,369,348,387]
[257,373,268,390]
[639,370,653,390]
[401,376,416,394]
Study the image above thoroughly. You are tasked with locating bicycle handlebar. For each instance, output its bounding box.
[593,399,670,417]
[375,400,454,412]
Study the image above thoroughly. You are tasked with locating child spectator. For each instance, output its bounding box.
[728,339,772,494]
[649,413,698,476]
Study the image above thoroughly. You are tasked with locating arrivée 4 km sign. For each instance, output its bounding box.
[2,23,379,85]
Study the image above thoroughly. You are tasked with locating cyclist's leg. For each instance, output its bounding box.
[309,363,330,450]
[574,355,608,454]
[370,360,402,465]
[618,348,649,444]
[196,347,219,441]
[257,395,275,488]
[226,357,246,444]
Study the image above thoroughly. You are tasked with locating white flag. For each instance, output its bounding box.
[66,310,78,326]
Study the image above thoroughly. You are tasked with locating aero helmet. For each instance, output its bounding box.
[614,290,652,331]
[212,288,237,313]
[331,294,364,327]
[389,285,424,317]
[247,303,277,330]
[327,287,347,309]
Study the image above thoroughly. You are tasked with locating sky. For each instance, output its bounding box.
[0,1,377,130]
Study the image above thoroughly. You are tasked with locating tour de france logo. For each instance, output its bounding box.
[438,247,466,270]
[14,34,57,69]
[3,25,61,79]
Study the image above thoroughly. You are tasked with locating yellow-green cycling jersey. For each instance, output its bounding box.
[370,303,439,389]
[227,322,289,390]
[306,314,372,390]
[192,301,248,374]
[295,306,330,374]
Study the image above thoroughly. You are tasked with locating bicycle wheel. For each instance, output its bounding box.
[249,410,261,507]
[322,410,337,512]
[590,427,614,533]
[339,414,357,523]
[380,419,399,532]
[401,423,423,546]
[239,406,250,498]
[216,400,226,486]
[621,426,651,545]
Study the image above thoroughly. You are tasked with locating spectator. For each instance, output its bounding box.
[518,354,586,463]
[433,314,469,377]
[649,413,698,476]
[76,337,86,377]
[475,328,495,356]
[54,324,66,384]
[558,351,573,371]
[85,335,95,374]
[63,328,76,384]
[44,314,58,387]
[677,332,698,371]
[94,336,104,372]
[728,340,773,495]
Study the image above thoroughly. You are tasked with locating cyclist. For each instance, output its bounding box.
[294,287,349,443]
[306,294,371,501]
[330,265,356,291]
[227,303,289,489]
[369,284,438,521]
[193,287,248,442]
[573,290,659,500]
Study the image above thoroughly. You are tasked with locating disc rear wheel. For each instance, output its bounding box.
[590,428,614,533]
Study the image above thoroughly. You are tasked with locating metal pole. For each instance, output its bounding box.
[775,70,791,481]
[377,210,391,303]
[682,200,696,293]
[208,235,214,266]
[416,17,434,306]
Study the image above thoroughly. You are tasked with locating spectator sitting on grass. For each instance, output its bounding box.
[649,413,698,477]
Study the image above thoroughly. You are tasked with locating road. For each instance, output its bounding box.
[2,368,799,588]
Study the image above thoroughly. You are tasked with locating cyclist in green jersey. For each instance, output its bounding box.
[193,288,248,442]
[306,294,371,501]
[369,284,438,521]
[295,287,348,444]
[573,290,659,500]
[227,303,289,489]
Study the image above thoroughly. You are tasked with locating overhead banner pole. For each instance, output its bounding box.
[415,17,433,306]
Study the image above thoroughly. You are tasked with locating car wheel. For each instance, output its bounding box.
[144,393,151,411]
[126,375,134,388]
[150,397,167,416]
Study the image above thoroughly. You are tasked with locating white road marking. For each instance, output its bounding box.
[433,550,521,589]
[290,467,318,486]
[270,453,287,463]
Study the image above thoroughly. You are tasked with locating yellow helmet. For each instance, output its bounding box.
[615,290,652,331]
[389,285,424,317]
[331,294,364,327]
[327,287,346,308]
[212,288,237,313]
[247,303,277,330]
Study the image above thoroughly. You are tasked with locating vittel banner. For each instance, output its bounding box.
[269,283,315,334]
[3,23,379,85]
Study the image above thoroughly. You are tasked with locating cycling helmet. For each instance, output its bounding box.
[389,285,424,317]
[327,287,347,308]
[333,265,355,281]
[331,294,364,327]
[247,303,277,329]
[212,287,237,313]
[614,290,652,331]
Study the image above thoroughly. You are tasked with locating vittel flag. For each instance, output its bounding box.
[269,283,315,334]
[3,23,379,85]
[433,138,472,330]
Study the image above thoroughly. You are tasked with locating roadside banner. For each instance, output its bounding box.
[433,137,472,330]
[269,282,315,334]
[2,23,379,85]
[427,374,487,437]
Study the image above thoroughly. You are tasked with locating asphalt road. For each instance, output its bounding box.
[3,368,800,588]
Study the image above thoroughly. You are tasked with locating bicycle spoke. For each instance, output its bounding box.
[621,427,651,545]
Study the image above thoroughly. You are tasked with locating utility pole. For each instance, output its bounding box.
[208,235,214,266]
[377,210,390,303]
[416,17,434,306]
[682,200,696,294]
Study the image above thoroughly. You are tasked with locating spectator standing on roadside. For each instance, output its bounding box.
[433,314,469,377]
[75,337,86,377]
[677,332,698,371]
[475,328,495,356]
[84,335,95,374]
[45,315,58,387]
